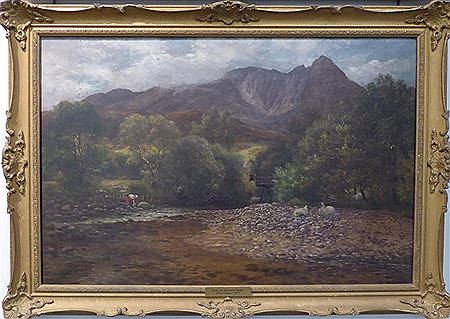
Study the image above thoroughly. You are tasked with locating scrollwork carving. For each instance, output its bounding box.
[310,307,359,316]
[428,129,450,197]
[0,0,53,51]
[195,1,258,25]
[405,0,450,51]
[2,114,28,214]
[400,273,450,319]
[2,118,28,214]
[92,3,146,14]
[198,297,260,319]
[2,273,53,319]
[97,307,145,317]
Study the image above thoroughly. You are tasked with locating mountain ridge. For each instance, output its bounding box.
[80,56,366,134]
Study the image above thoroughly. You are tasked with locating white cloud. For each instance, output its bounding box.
[41,38,416,110]
[343,58,416,85]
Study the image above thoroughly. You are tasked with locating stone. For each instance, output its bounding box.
[138,201,152,209]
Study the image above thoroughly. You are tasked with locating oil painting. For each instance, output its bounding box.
[41,37,416,285]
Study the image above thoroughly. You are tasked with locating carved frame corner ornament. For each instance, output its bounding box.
[400,273,450,319]
[0,0,52,51]
[405,0,450,51]
[198,297,261,319]
[427,129,450,196]
[195,0,259,25]
[2,273,53,319]
[2,122,28,214]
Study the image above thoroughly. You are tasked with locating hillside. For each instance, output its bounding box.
[81,55,365,136]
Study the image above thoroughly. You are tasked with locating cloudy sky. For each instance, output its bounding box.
[41,38,416,110]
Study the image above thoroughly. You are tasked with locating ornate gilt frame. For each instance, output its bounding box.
[1,0,450,318]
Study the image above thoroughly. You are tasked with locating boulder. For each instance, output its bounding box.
[138,201,151,209]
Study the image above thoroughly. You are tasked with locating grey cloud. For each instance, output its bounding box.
[41,38,416,110]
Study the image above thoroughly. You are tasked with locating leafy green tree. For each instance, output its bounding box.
[273,74,416,211]
[274,163,303,203]
[211,144,248,205]
[274,119,352,205]
[344,74,415,207]
[395,150,415,209]
[119,114,181,178]
[42,100,105,197]
[191,109,236,147]
[155,135,224,205]
[252,140,294,176]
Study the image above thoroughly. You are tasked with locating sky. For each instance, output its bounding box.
[41,38,416,111]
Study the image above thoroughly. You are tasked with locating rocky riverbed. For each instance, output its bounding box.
[42,201,414,285]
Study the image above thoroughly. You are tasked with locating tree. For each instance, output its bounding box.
[119,114,181,178]
[42,100,105,196]
[252,139,294,176]
[273,74,416,211]
[155,135,224,205]
[344,74,416,207]
[211,144,248,205]
[191,109,236,147]
[274,119,352,205]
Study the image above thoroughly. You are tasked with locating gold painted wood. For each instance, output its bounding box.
[406,1,450,51]
[428,129,450,195]
[2,128,27,214]
[0,0,52,51]
[400,273,450,319]
[198,297,261,318]
[0,0,449,318]
[195,0,259,25]
[2,273,53,319]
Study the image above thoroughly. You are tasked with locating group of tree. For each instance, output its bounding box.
[42,101,108,195]
[119,112,246,206]
[42,104,247,206]
[42,73,416,212]
[266,74,415,211]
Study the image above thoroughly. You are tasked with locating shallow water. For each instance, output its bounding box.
[74,207,192,225]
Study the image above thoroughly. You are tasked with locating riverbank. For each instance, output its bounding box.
[42,202,413,285]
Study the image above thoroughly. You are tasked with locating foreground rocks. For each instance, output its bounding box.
[187,203,413,275]
[42,201,413,285]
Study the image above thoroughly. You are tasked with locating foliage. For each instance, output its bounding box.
[191,109,236,148]
[42,74,415,211]
[118,115,248,206]
[273,74,416,211]
[119,113,181,177]
[252,140,295,176]
[153,135,224,205]
[211,144,248,205]
[42,101,107,197]
[395,150,415,209]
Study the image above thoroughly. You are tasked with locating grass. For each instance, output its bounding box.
[237,143,268,166]
[100,178,141,190]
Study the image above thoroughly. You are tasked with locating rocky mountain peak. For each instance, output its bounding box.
[80,56,365,132]
[310,55,344,74]
[287,65,306,74]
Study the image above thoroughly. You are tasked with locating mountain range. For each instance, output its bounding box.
[79,55,365,136]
